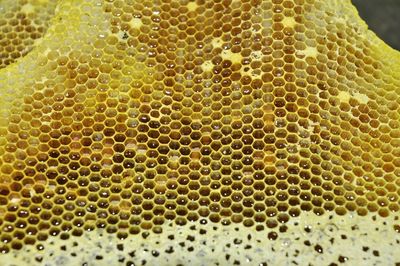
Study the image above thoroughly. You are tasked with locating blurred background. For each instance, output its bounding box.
[352,0,400,51]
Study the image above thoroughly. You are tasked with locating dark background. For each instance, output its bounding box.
[352,0,400,51]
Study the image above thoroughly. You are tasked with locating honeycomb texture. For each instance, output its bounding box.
[0,0,57,68]
[0,0,399,264]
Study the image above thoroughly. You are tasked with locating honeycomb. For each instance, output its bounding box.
[0,0,57,68]
[0,0,399,265]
